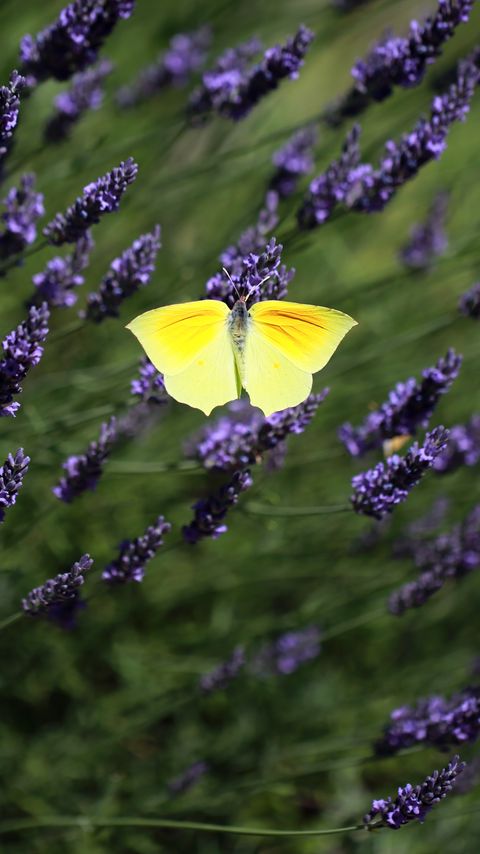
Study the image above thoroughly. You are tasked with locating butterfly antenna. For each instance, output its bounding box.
[245,273,272,304]
[222,267,241,300]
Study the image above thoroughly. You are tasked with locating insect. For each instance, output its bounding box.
[127,293,357,416]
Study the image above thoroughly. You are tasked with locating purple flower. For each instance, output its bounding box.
[0,303,50,417]
[188,27,314,123]
[0,71,26,171]
[29,232,94,308]
[269,126,317,198]
[434,415,480,473]
[117,26,211,107]
[339,349,461,457]
[363,756,465,830]
[0,448,30,524]
[0,174,45,260]
[399,192,449,270]
[22,554,93,617]
[43,157,138,246]
[297,125,361,228]
[351,427,449,520]
[389,504,480,614]
[44,60,112,142]
[459,282,480,319]
[182,469,252,544]
[376,688,480,756]
[130,356,165,405]
[102,515,171,583]
[191,391,329,471]
[252,626,321,676]
[81,225,160,321]
[19,0,134,85]
[168,761,208,796]
[53,416,117,502]
[199,646,246,694]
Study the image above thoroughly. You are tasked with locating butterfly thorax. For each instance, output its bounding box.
[228,299,250,354]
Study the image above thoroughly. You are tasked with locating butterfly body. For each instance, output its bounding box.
[127,297,357,417]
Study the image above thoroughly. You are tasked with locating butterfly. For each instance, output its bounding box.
[126,296,357,417]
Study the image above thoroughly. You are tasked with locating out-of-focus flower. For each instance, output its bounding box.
[188,26,314,123]
[252,626,321,675]
[269,126,317,198]
[19,0,134,85]
[459,282,480,319]
[339,349,461,457]
[0,448,30,523]
[53,417,117,502]
[434,415,480,473]
[363,756,465,830]
[399,192,449,270]
[22,554,93,617]
[351,427,449,519]
[43,158,138,245]
[29,232,93,308]
[44,60,112,142]
[130,356,166,405]
[0,71,26,172]
[199,646,246,694]
[117,27,211,107]
[0,303,50,417]
[0,174,45,260]
[182,469,252,544]
[102,516,171,583]
[81,225,160,321]
[167,761,208,796]
[297,125,361,228]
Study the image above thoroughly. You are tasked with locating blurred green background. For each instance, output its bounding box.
[1,0,480,851]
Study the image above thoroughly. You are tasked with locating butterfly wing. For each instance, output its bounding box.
[243,301,357,416]
[127,300,239,415]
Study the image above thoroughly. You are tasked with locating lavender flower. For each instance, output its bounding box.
[182,469,252,544]
[29,232,94,308]
[459,282,480,319]
[434,415,480,473]
[19,0,134,85]
[192,392,329,471]
[389,504,480,614]
[22,554,93,617]
[44,60,112,142]
[188,26,314,123]
[399,192,449,270]
[297,125,361,228]
[363,756,465,830]
[0,71,26,171]
[43,158,138,246]
[0,303,50,417]
[81,225,161,321]
[351,427,449,520]
[53,416,117,502]
[339,349,461,457]
[0,448,30,523]
[199,646,246,694]
[168,761,208,796]
[130,356,165,405]
[102,515,171,583]
[376,688,480,755]
[252,626,321,676]
[0,174,45,260]
[269,126,317,198]
[117,26,211,107]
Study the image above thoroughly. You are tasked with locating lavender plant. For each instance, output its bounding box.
[0,174,44,260]
[399,192,449,270]
[22,554,93,617]
[44,60,112,142]
[0,449,30,524]
[29,232,94,308]
[459,282,480,319]
[102,515,171,583]
[0,303,50,416]
[130,356,165,405]
[433,415,480,473]
[269,126,317,198]
[53,417,117,502]
[0,71,26,173]
[182,469,253,544]
[199,646,246,694]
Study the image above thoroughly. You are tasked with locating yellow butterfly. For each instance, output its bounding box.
[126,297,357,417]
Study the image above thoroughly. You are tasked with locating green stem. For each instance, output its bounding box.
[0,612,23,631]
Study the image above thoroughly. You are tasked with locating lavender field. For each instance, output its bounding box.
[1,0,480,851]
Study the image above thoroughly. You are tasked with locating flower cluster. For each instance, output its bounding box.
[433,415,480,473]
[399,192,449,270]
[459,282,480,319]
[167,761,208,796]
[191,392,329,471]
[351,427,449,519]
[297,125,361,228]
[188,26,314,122]
[182,469,252,544]
[363,756,465,830]
[44,60,112,142]
[22,554,93,617]
[389,504,480,614]
[0,174,45,261]
[269,126,317,198]
[376,688,480,755]
[199,646,246,694]
[43,158,138,245]
[252,626,321,676]
[19,0,134,85]
[0,71,26,171]
[82,225,161,321]
[339,349,462,457]
[0,303,50,417]
[130,356,165,405]
[29,232,94,308]
[53,417,117,502]
[102,516,171,583]
[117,26,211,107]
[0,448,30,524]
